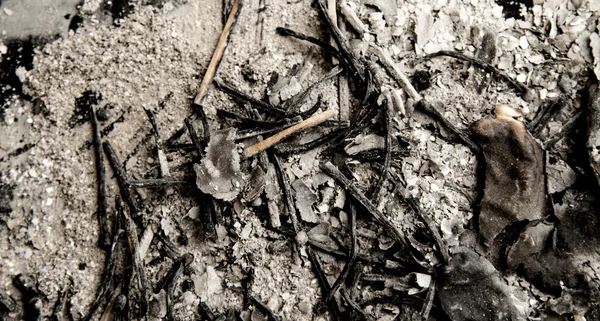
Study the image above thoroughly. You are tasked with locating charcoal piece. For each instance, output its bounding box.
[470,105,547,247]
[193,128,243,201]
[437,249,525,321]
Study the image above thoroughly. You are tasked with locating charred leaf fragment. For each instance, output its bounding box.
[437,249,525,321]
[194,128,244,201]
[470,105,547,247]
[586,82,600,187]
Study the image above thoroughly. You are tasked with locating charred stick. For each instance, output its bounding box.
[98,288,121,321]
[389,173,449,264]
[370,46,422,101]
[165,254,194,321]
[194,0,241,105]
[298,93,324,119]
[274,128,345,155]
[191,103,212,142]
[249,296,282,321]
[424,50,533,99]
[420,273,436,320]
[164,142,196,152]
[307,247,342,321]
[327,200,358,301]
[129,177,194,188]
[156,230,183,261]
[320,162,409,249]
[407,197,449,263]
[217,109,300,128]
[527,96,567,135]
[184,117,207,158]
[154,253,193,294]
[80,228,124,321]
[103,140,142,218]
[545,109,584,148]
[275,27,345,67]
[199,301,217,321]
[213,78,290,117]
[117,196,149,317]
[235,122,299,142]
[143,108,170,177]
[244,110,337,157]
[282,66,343,112]
[242,267,255,308]
[12,275,42,321]
[270,153,301,234]
[415,99,481,154]
[340,288,372,321]
[371,91,393,202]
[90,105,111,249]
[165,126,188,147]
[316,0,365,86]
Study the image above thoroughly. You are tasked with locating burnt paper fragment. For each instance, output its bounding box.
[438,249,525,321]
[471,105,547,247]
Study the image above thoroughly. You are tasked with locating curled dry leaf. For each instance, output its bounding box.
[438,249,525,321]
[470,105,547,247]
[194,128,244,201]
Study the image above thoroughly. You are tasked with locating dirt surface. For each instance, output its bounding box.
[1,0,600,320]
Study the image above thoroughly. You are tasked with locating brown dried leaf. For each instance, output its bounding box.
[471,105,547,246]
[438,249,525,321]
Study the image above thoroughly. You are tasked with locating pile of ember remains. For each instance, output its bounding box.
[2,0,600,320]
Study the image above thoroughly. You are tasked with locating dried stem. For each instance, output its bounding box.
[244,110,336,157]
[194,0,241,105]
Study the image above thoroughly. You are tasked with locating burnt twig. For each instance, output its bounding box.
[129,178,194,188]
[527,96,566,135]
[371,91,393,202]
[307,247,342,321]
[320,162,409,249]
[424,50,534,100]
[270,153,301,234]
[213,78,290,117]
[164,254,194,321]
[340,288,371,321]
[117,196,148,317]
[327,200,358,301]
[103,140,142,218]
[415,99,481,154]
[544,109,584,149]
[420,273,436,320]
[81,228,124,321]
[143,108,170,177]
[249,296,282,321]
[90,104,111,249]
